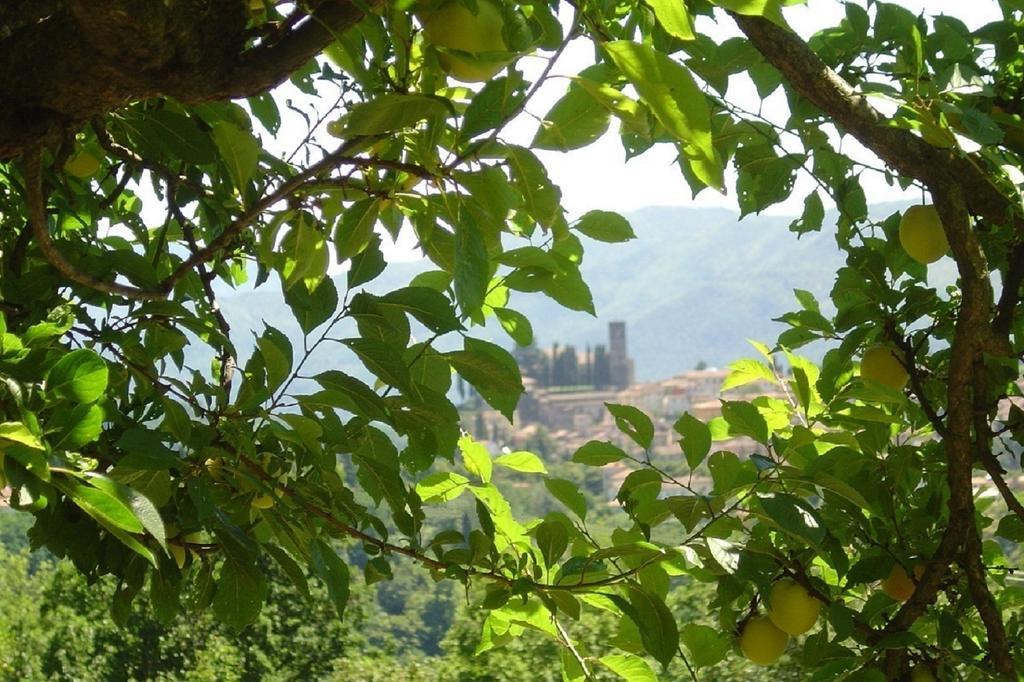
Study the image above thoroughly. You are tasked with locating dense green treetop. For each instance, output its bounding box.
[2,0,1024,679]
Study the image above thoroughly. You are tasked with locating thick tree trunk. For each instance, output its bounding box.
[0,0,371,158]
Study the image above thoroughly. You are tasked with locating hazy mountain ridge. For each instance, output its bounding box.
[214,202,914,382]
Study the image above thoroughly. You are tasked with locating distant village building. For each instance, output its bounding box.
[463,321,787,498]
[499,322,781,461]
[607,321,634,389]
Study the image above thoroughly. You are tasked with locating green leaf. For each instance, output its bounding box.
[416,472,470,503]
[605,403,654,449]
[446,338,524,421]
[342,94,449,135]
[160,397,192,443]
[506,146,561,228]
[89,473,167,551]
[256,326,293,393]
[533,85,611,151]
[263,545,311,601]
[284,276,339,334]
[665,495,712,531]
[735,144,804,217]
[56,473,143,533]
[459,434,493,484]
[561,649,587,682]
[494,451,547,474]
[571,440,627,466]
[535,520,568,568]
[352,427,408,519]
[604,41,722,190]
[461,75,526,142]
[453,204,490,317]
[493,307,534,346]
[309,539,351,620]
[282,215,328,292]
[110,468,172,507]
[499,598,558,636]
[709,451,758,494]
[600,653,657,682]
[312,370,390,421]
[341,338,412,394]
[150,566,181,624]
[722,358,777,392]
[791,190,825,234]
[132,109,217,164]
[54,403,104,449]
[626,585,679,668]
[573,210,636,243]
[457,165,521,224]
[213,560,266,630]
[47,349,108,404]
[544,478,587,519]
[334,198,380,263]
[680,623,730,668]
[211,121,259,191]
[572,77,650,136]
[347,234,386,288]
[674,413,711,469]
[541,262,595,315]
[646,0,695,40]
[759,493,825,545]
[117,428,182,470]
[379,287,462,334]
[0,422,44,450]
[248,92,281,133]
[721,400,769,443]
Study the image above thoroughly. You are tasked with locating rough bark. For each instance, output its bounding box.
[0,0,374,159]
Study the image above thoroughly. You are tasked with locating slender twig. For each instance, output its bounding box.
[554,618,592,680]
[172,187,236,394]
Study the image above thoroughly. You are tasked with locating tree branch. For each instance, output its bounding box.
[929,189,1012,676]
[22,147,167,301]
[730,13,1023,234]
[731,13,1016,676]
[179,0,382,102]
[0,1,375,158]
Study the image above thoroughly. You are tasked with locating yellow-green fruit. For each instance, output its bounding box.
[422,0,509,83]
[168,543,187,569]
[910,664,937,682]
[251,494,275,509]
[65,150,102,178]
[325,119,345,138]
[738,615,789,666]
[767,579,822,635]
[204,457,225,482]
[899,204,949,264]
[861,344,909,391]
[881,564,924,602]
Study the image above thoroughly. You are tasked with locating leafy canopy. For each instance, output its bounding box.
[2,0,1024,679]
